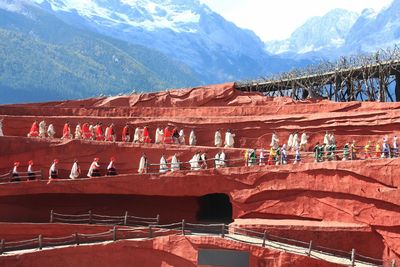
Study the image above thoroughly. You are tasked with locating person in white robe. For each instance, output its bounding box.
[171,154,180,172]
[39,120,46,138]
[287,133,293,150]
[75,123,82,139]
[0,118,4,137]
[393,135,398,157]
[155,127,164,144]
[104,126,110,141]
[69,160,81,179]
[189,129,197,146]
[138,154,147,174]
[133,127,141,143]
[49,159,58,179]
[87,158,100,178]
[329,133,336,146]
[323,131,330,145]
[200,152,208,169]
[159,154,168,173]
[224,129,235,148]
[219,151,226,168]
[214,129,222,147]
[89,124,95,140]
[214,152,221,168]
[300,132,309,151]
[270,132,279,149]
[178,128,185,145]
[47,124,55,138]
[292,132,299,151]
[189,152,201,170]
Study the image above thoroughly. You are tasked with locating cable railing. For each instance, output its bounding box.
[50,210,160,227]
[0,171,43,183]
[1,220,395,266]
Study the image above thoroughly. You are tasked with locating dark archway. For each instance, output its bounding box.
[197,194,233,223]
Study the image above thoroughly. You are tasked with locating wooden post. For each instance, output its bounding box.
[307,240,313,256]
[262,231,267,247]
[50,210,54,223]
[148,225,153,238]
[221,224,225,238]
[182,220,185,236]
[75,233,79,245]
[88,210,92,224]
[351,248,356,266]
[112,226,117,241]
[38,235,43,250]
[0,239,4,255]
[156,214,160,224]
[124,211,128,226]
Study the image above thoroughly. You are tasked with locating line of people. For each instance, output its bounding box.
[8,157,118,182]
[25,120,239,148]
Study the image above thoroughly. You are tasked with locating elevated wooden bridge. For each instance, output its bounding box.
[235,47,400,102]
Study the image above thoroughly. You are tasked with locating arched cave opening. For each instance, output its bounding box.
[196,193,233,223]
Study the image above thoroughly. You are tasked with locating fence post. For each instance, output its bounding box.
[75,233,79,245]
[156,214,160,224]
[38,235,43,250]
[182,220,185,236]
[221,224,225,238]
[113,226,117,241]
[307,240,313,256]
[262,230,267,247]
[149,225,153,238]
[88,210,92,224]
[350,248,356,267]
[124,211,128,226]
[0,239,4,255]
[50,210,54,223]
[392,259,396,267]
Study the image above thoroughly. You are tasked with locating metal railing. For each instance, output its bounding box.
[49,210,160,227]
[0,220,396,266]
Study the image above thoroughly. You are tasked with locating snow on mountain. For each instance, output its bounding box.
[343,0,400,54]
[28,0,306,84]
[265,9,359,55]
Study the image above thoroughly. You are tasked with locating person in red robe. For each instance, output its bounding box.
[164,126,172,144]
[143,126,151,143]
[62,121,72,139]
[106,124,115,142]
[82,123,91,139]
[122,123,130,142]
[96,123,104,141]
[27,121,39,137]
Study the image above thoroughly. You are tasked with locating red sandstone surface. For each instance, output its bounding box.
[0,83,400,266]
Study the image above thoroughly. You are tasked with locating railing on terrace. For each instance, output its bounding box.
[0,147,397,181]
[49,210,160,227]
[0,171,43,183]
[0,220,396,267]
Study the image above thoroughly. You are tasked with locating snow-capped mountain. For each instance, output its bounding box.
[343,0,400,54]
[266,0,400,59]
[265,9,359,55]
[32,0,304,83]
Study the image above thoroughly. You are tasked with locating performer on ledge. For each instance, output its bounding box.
[179,128,185,145]
[49,159,59,179]
[69,159,81,179]
[62,121,72,140]
[133,126,141,143]
[138,153,148,174]
[82,123,91,139]
[75,123,82,139]
[122,123,130,142]
[39,120,46,138]
[95,123,104,141]
[189,129,197,146]
[143,126,151,143]
[224,129,235,148]
[0,117,4,137]
[47,123,56,138]
[27,160,36,180]
[87,158,101,177]
[214,129,222,147]
[28,121,39,137]
[159,154,168,173]
[164,126,172,144]
[107,157,117,176]
[11,162,20,182]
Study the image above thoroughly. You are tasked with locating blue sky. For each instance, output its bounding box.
[200,0,393,41]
